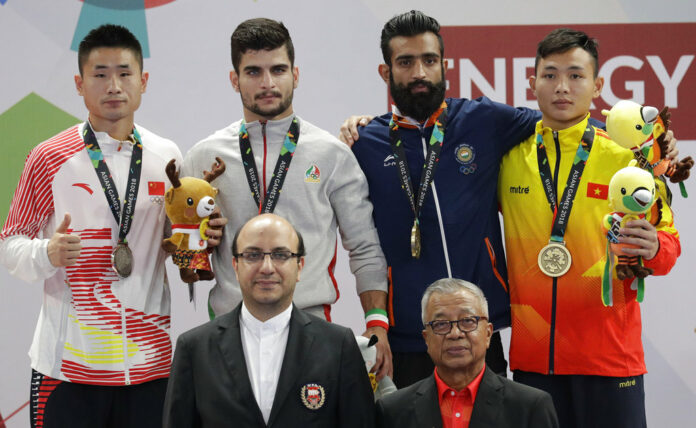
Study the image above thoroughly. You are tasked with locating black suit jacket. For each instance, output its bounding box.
[163,304,375,427]
[376,367,558,428]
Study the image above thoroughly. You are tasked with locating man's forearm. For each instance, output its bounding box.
[359,290,387,314]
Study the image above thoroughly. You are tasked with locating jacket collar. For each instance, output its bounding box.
[469,367,505,428]
[391,101,447,129]
[242,114,298,147]
[536,113,591,149]
[412,375,444,428]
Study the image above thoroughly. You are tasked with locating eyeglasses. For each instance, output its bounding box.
[425,316,488,335]
[234,250,301,264]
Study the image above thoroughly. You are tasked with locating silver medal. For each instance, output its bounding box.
[111,243,133,278]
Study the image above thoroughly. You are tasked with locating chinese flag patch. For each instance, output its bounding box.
[148,181,165,196]
[587,182,609,199]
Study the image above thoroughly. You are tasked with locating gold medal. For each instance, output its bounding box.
[537,242,571,277]
[411,220,421,259]
[111,243,133,278]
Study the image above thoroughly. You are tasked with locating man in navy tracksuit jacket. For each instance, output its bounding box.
[349,11,612,389]
[352,96,538,386]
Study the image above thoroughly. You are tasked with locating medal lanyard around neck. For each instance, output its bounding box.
[388,104,448,228]
[239,117,300,214]
[536,126,595,244]
[83,123,143,246]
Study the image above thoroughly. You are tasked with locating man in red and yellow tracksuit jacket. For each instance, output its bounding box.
[499,115,680,427]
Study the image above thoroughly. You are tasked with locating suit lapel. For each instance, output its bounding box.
[413,376,444,428]
[267,306,314,427]
[216,304,266,426]
[469,367,504,428]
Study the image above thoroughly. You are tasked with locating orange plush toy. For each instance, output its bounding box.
[163,157,225,285]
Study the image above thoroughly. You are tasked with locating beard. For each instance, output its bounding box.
[244,89,294,120]
[389,72,446,122]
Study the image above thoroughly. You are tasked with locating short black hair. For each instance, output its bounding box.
[380,10,444,66]
[230,18,295,72]
[232,218,306,258]
[78,24,143,76]
[536,28,600,77]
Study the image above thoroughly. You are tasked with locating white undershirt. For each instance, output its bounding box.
[240,303,292,424]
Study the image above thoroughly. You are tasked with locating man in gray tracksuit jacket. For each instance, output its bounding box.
[184,115,387,319]
[181,18,393,378]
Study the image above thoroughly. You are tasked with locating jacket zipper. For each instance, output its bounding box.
[260,121,268,213]
[548,131,562,375]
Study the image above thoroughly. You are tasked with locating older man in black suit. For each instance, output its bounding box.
[376,278,558,428]
[163,214,375,427]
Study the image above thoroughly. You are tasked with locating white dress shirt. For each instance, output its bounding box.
[240,303,292,424]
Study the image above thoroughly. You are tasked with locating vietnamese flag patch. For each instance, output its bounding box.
[587,182,609,199]
[148,181,165,196]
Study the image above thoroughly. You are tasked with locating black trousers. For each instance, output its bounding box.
[392,330,507,388]
[30,370,168,428]
[514,370,646,428]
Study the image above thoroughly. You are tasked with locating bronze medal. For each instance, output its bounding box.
[411,220,421,259]
[537,242,572,277]
[111,243,133,278]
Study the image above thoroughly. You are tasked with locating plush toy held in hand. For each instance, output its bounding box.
[355,335,397,401]
[601,100,693,197]
[163,157,225,284]
[601,160,656,306]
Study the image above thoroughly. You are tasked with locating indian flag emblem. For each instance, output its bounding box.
[305,164,321,183]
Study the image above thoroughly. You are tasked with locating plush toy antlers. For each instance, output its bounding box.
[203,157,226,183]
[165,159,182,188]
[165,157,226,187]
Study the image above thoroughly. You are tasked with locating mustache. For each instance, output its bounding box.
[406,79,438,91]
[255,91,282,100]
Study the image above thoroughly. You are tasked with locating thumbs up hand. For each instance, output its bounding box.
[47,213,82,267]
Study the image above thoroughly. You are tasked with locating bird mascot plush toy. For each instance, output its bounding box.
[602,100,693,197]
[355,335,397,401]
[162,157,225,298]
[601,160,656,306]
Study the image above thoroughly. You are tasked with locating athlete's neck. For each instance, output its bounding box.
[540,112,589,132]
[243,106,294,124]
[88,114,135,141]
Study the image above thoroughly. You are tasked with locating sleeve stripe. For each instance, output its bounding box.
[2,127,83,240]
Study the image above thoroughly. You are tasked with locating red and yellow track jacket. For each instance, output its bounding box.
[498,116,680,376]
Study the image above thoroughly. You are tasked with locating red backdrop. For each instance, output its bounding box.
[436,23,696,138]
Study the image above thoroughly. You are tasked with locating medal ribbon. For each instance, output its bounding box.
[239,117,300,214]
[83,123,143,245]
[388,102,448,226]
[536,126,595,243]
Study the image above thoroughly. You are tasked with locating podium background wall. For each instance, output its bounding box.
[1,1,694,426]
